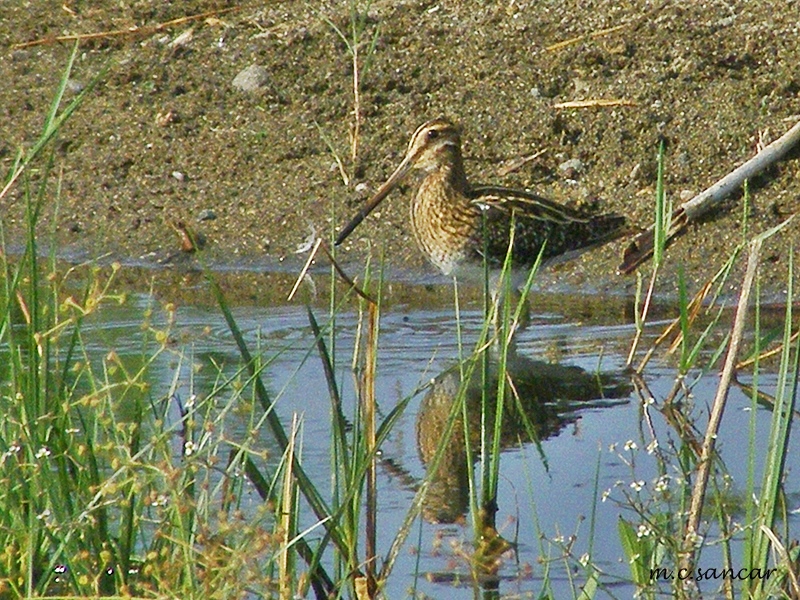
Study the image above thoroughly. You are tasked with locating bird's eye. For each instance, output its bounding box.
[427,129,440,140]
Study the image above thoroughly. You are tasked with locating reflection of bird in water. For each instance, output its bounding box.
[416,354,630,525]
[335,118,626,289]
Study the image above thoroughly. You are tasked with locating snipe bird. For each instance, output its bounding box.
[335,118,625,285]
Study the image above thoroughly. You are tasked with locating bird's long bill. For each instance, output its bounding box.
[334,155,414,246]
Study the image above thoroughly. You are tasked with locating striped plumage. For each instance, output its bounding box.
[335,118,625,281]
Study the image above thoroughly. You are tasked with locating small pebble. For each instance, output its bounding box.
[169,28,194,49]
[172,171,185,181]
[232,65,272,93]
[197,209,217,221]
[66,79,85,94]
[155,110,178,127]
[558,158,584,174]
[573,78,590,94]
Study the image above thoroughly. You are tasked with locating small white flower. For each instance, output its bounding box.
[1,444,21,463]
[601,489,612,502]
[646,439,659,454]
[35,447,51,459]
[37,508,51,521]
[637,524,652,538]
[654,475,670,492]
[579,553,590,566]
[184,441,196,456]
[608,443,617,452]
[685,530,704,548]
[624,440,638,451]
[630,480,645,492]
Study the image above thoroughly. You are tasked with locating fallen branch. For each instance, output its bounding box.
[545,24,627,52]
[620,118,800,274]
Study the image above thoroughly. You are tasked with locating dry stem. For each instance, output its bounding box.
[681,237,761,573]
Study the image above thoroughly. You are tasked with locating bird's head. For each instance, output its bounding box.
[403,118,462,173]
[335,118,462,246]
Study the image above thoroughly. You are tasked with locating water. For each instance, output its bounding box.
[38,268,800,597]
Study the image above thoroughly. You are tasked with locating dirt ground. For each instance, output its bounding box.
[2,0,799,300]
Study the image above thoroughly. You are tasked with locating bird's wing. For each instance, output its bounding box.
[468,186,590,225]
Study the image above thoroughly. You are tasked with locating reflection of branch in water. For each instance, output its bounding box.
[733,375,800,420]
[416,354,630,525]
[631,370,704,457]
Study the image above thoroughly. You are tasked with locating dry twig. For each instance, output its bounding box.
[545,0,671,52]
[12,7,237,49]
[681,236,760,574]
[553,99,636,109]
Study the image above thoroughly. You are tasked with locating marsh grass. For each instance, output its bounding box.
[616,144,799,597]
[628,139,671,368]
[617,235,798,597]
[0,51,333,599]
[743,249,800,598]
[1,176,329,596]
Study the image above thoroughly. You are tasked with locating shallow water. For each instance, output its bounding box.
[41,267,800,597]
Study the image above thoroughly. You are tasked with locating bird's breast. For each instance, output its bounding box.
[410,178,480,275]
